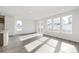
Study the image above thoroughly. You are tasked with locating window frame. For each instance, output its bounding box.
[53,17,61,32]
[47,18,53,31]
[61,15,72,34]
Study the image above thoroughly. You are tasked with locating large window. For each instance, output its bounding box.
[47,19,52,31]
[62,15,72,34]
[37,21,44,33]
[36,15,72,34]
[53,17,61,32]
[16,20,22,31]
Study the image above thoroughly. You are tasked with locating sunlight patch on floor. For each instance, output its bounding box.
[47,39,58,47]
[19,33,43,41]
[38,37,49,42]
[19,33,78,53]
[35,44,55,53]
[60,42,78,53]
[24,40,42,52]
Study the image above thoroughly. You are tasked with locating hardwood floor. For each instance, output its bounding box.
[0,33,79,53]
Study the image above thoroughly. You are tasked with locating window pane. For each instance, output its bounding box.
[16,20,22,31]
[53,17,60,32]
[37,21,44,33]
[47,19,52,31]
[62,15,72,34]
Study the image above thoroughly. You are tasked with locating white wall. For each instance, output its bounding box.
[72,10,79,42]
[5,16,15,35]
[14,18,36,35]
[36,8,79,42]
[5,16,36,36]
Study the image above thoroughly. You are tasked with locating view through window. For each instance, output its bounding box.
[53,17,61,32]
[62,15,72,34]
[38,21,44,33]
[47,19,52,31]
[37,15,72,34]
[16,20,22,31]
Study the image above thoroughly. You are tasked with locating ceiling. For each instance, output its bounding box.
[0,6,79,20]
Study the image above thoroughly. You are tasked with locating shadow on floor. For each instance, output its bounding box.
[73,42,79,53]
[22,36,42,46]
[54,40,62,53]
